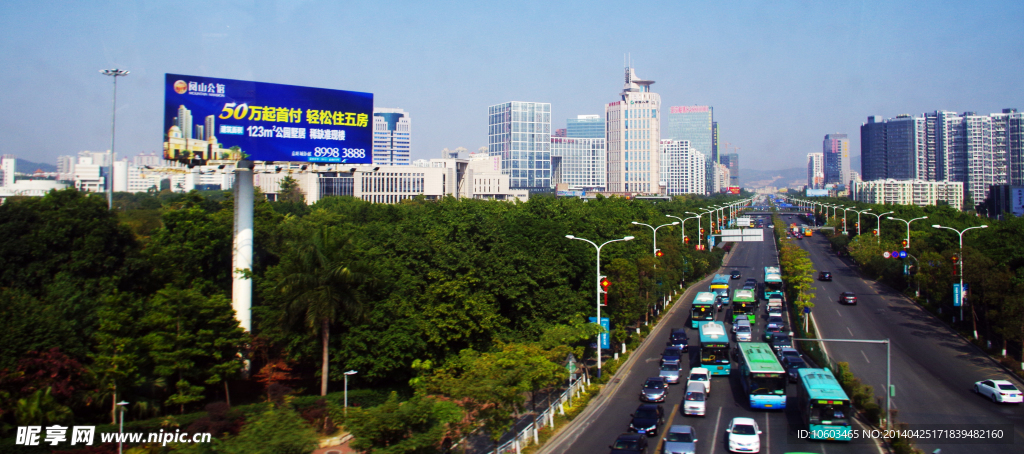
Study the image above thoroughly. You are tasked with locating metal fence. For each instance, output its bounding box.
[482,375,590,454]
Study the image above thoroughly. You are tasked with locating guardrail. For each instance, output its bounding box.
[483,376,589,454]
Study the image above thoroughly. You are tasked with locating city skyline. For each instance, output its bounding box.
[0,1,1021,172]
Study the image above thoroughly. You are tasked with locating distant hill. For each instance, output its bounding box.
[740,167,806,189]
[17,159,57,173]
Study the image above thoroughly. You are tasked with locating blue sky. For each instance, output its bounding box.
[1,0,1022,171]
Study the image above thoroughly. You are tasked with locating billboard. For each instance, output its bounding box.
[163,74,373,164]
[806,189,829,197]
[1013,187,1024,217]
[728,186,741,195]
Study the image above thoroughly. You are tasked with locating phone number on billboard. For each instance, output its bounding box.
[313,148,365,159]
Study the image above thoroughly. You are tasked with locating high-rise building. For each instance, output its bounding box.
[605,67,661,194]
[205,115,216,141]
[567,115,604,138]
[991,109,1024,186]
[1,155,15,187]
[807,153,824,188]
[176,105,193,139]
[665,106,714,193]
[372,108,412,166]
[550,137,606,191]
[488,102,551,191]
[56,155,75,181]
[726,153,739,188]
[660,139,706,195]
[712,122,719,164]
[823,134,850,186]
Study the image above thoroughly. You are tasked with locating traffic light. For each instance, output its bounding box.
[902,239,908,248]
[600,277,611,292]
[951,255,958,264]
[873,229,878,235]
[656,249,664,258]
[700,228,705,235]
[684,236,690,244]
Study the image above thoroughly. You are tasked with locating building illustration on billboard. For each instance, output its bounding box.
[164,74,373,164]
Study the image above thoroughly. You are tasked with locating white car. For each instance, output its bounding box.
[734,324,752,342]
[975,379,1023,403]
[687,367,711,394]
[726,417,762,453]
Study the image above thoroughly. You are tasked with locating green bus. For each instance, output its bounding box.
[691,292,717,328]
[796,368,853,441]
[737,343,787,409]
[731,289,757,323]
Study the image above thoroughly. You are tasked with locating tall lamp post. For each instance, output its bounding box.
[565,235,634,377]
[117,401,129,454]
[343,370,358,418]
[862,211,894,243]
[840,206,857,235]
[685,211,704,248]
[852,208,873,236]
[666,214,699,248]
[632,221,678,256]
[101,68,129,210]
[931,224,987,338]
[887,216,928,249]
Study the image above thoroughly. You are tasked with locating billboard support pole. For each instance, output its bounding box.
[232,161,254,337]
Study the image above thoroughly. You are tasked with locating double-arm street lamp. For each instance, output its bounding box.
[852,208,874,236]
[565,234,634,377]
[632,221,679,256]
[666,214,700,248]
[839,206,857,235]
[861,210,894,243]
[887,216,928,249]
[931,224,987,338]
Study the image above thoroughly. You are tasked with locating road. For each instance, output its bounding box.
[782,213,1024,453]
[543,222,875,454]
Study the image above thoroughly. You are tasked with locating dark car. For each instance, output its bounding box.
[782,356,808,382]
[730,269,741,279]
[818,271,832,281]
[770,332,793,353]
[629,404,665,436]
[742,278,758,290]
[839,292,857,305]
[640,377,668,403]
[763,323,782,341]
[609,432,648,454]
[767,315,785,329]
[661,346,684,366]
[667,329,689,351]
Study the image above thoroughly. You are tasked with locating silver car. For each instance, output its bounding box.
[735,324,752,342]
[640,377,668,402]
[662,424,697,454]
[660,361,682,384]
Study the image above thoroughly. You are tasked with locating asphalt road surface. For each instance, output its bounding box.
[542,224,880,454]
[781,213,1024,454]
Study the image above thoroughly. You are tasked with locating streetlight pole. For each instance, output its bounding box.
[862,211,894,243]
[565,235,635,377]
[686,211,704,248]
[932,224,988,338]
[840,206,856,235]
[852,208,873,237]
[101,68,129,210]
[666,214,698,249]
[887,216,928,249]
[343,370,357,418]
[117,401,129,454]
[632,221,679,256]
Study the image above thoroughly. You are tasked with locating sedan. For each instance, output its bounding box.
[975,379,1024,404]
[660,362,682,384]
[726,417,762,453]
[662,425,697,454]
[730,269,741,279]
[818,271,832,281]
[770,332,793,353]
[767,315,785,329]
[743,278,758,289]
[661,346,685,366]
[609,433,648,454]
[640,377,668,403]
[629,404,665,437]
[783,356,808,382]
[839,292,857,305]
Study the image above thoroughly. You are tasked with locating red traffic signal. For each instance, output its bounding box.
[684,236,690,244]
[655,249,664,258]
[951,255,958,263]
[873,229,878,235]
[902,240,908,248]
[700,228,705,234]
[600,277,611,290]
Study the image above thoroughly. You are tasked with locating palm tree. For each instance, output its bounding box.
[277,227,361,396]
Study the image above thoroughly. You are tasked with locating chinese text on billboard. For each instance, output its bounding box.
[163,74,373,164]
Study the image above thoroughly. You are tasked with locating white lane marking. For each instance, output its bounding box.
[764,412,771,454]
[709,407,722,454]
[835,308,842,317]
[847,327,854,336]
[861,350,871,363]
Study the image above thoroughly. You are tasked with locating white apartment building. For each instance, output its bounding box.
[855,179,964,207]
[716,163,731,192]
[660,139,706,195]
[550,137,606,191]
[807,152,823,188]
[372,108,412,166]
[255,154,529,205]
[606,67,662,195]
